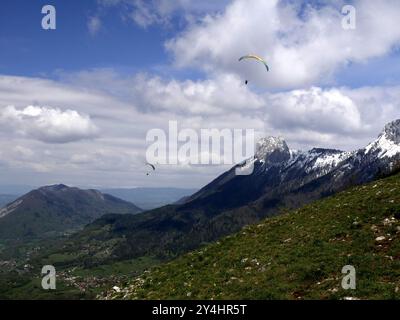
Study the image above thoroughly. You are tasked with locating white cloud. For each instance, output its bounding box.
[166,0,400,89]
[0,144,53,173]
[132,73,264,115]
[266,87,363,134]
[0,70,399,187]
[130,0,162,28]
[96,0,229,28]
[88,16,102,35]
[66,69,400,152]
[1,0,399,188]
[262,85,400,150]
[0,105,98,143]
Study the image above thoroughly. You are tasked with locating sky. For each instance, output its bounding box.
[0,0,400,190]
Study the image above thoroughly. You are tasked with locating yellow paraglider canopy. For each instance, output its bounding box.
[238,55,269,71]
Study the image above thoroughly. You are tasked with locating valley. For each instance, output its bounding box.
[1,120,400,299]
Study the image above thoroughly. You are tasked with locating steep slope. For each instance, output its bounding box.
[0,184,142,240]
[53,120,400,267]
[107,171,400,300]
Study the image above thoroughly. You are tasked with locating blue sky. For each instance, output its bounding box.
[0,0,400,189]
[1,0,399,86]
[336,51,400,87]
[0,0,172,77]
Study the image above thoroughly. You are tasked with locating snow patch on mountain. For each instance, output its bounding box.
[253,134,354,178]
[311,150,352,171]
[255,137,290,163]
[365,130,400,159]
[364,120,400,159]
[255,119,400,179]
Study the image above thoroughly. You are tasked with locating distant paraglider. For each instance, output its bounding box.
[145,162,156,176]
[239,54,269,85]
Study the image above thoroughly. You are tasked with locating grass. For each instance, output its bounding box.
[0,255,160,299]
[72,256,160,278]
[108,173,400,300]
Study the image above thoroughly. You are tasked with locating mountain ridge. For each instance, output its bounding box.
[43,119,400,267]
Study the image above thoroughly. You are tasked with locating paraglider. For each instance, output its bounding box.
[238,54,269,85]
[239,55,269,71]
[146,162,156,176]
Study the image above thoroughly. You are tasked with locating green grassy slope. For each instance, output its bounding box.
[108,173,400,300]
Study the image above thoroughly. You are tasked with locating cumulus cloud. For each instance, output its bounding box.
[1,0,399,188]
[166,0,400,89]
[266,87,363,134]
[0,74,232,188]
[0,71,399,187]
[132,73,264,114]
[0,105,98,143]
[57,69,400,151]
[262,85,400,150]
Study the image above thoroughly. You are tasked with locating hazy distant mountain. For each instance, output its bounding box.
[0,184,142,240]
[0,186,197,211]
[100,188,198,210]
[48,120,400,266]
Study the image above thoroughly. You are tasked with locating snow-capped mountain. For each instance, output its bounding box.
[184,119,400,213]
